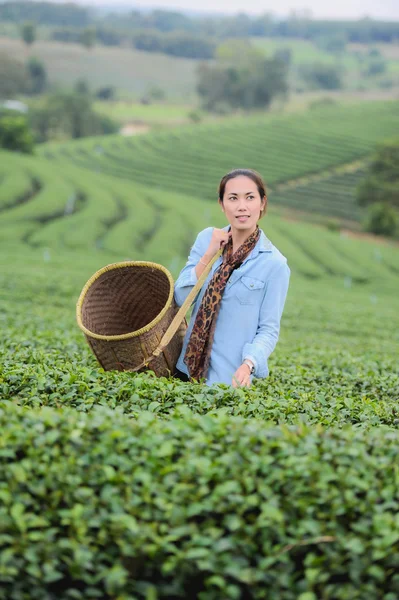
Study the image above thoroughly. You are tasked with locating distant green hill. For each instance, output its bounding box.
[0,36,198,100]
[41,100,399,223]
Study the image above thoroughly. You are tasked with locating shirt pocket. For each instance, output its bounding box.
[235,276,265,305]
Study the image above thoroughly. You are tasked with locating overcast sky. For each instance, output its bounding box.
[79,0,399,20]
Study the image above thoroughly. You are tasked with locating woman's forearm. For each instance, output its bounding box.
[194,251,214,280]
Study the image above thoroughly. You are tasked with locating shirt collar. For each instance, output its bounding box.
[222,225,273,255]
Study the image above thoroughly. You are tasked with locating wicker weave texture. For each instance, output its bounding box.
[77,262,186,376]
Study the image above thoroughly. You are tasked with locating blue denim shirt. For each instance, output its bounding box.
[174,226,290,386]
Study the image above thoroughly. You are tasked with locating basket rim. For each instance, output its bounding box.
[76,261,175,341]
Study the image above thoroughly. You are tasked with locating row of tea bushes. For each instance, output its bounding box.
[2,148,399,282]
[271,169,365,222]
[1,402,399,600]
[2,339,398,428]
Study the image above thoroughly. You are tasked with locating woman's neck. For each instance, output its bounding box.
[231,225,257,254]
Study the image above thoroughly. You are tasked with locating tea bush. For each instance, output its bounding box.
[1,403,399,600]
[0,98,399,598]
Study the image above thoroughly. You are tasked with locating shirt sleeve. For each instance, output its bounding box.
[242,261,290,378]
[174,228,212,307]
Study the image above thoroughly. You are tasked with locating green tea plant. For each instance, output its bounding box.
[0,99,399,598]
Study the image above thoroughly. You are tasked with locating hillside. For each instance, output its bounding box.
[1,146,398,286]
[272,163,367,223]
[40,99,399,224]
[0,36,199,100]
[1,93,399,596]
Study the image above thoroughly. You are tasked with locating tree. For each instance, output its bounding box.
[80,27,96,50]
[365,58,386,76]
[0,52,26,99]
[357,139,399,210]
[197,53,288,112]
[144,9,193,33]
[0,113,34,153]
[299,62,343,90]
[145,85,166,102]
[29,91,118,142]
[53,92,93,138]
[75,79,90,96]
[315,33,347,54]
[362,202,398,237]
[26,57,47,95]
[250,13,274,36]
[95,86,115,101]
[368,47,381,58]
[273,47,293,67]
[21,21,36,47]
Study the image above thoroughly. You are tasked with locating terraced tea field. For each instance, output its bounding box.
[2,148,399,284]
[40,100,399,223]
[272,166,367,223]
[1,99,399,598]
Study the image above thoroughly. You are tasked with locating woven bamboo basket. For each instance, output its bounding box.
[76,261,186,376]
[76,252,221,377]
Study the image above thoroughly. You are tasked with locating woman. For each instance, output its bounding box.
[174,168,290,387]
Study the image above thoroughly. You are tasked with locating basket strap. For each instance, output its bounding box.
[152,248,223,359]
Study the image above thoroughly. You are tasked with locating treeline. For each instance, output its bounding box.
[132,30,215,59]
[0,1,90,27]
[357,138,399,238]
[51,27,216,59]
[52,27,121,48]
[0,2,398,45]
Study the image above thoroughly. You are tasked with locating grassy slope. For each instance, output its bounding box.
[253,37,398,68]
[252,37,399,91]
[252,37,359,66]
[0,36,199,100]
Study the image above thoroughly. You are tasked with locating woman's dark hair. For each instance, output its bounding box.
[218,168,267,218]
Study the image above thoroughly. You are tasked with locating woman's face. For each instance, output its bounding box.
[220,176,266,233]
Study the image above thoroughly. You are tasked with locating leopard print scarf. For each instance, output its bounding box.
[184,226,261,381]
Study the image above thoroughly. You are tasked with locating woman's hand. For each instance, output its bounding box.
[232,363,252,388]
[205,228,232,259]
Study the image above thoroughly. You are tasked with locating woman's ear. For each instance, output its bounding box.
[260,195,267,218]
[219,198,224,212]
